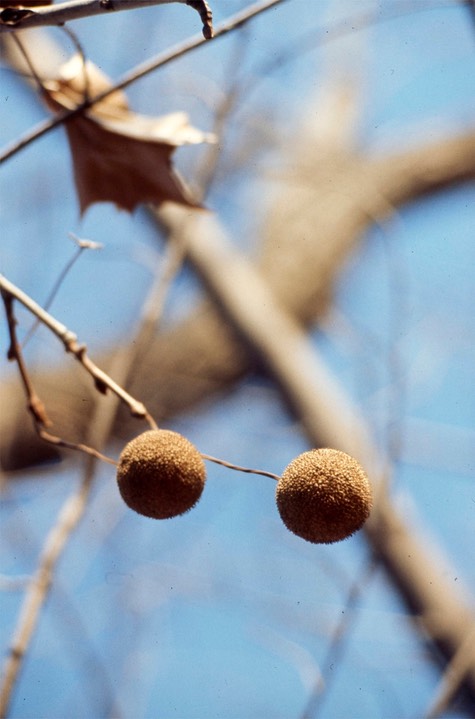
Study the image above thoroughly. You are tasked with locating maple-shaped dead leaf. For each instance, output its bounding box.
[42,55,214,214]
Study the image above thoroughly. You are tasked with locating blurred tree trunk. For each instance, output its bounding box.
[2,122,475,467]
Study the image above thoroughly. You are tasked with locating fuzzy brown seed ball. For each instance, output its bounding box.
[116,429,206,519]
[276,448,372,544]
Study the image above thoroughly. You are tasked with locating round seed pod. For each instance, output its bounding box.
[276,448,372,544]
[116,429,206,519]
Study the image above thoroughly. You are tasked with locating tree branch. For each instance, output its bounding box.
[2,129,475,470]
[0,0,287,163]
[0,0,213,38]
[0,228,189,718]
[0,274,156,425]
[153,202,475,704]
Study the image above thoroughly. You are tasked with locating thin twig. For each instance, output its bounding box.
[2,288,118,465]
[0,0,213,38]
[301,558,378,719]
[0,0,288,164]
[0,225,190,717]
[60,25,91,101]
[8,32,43,90]
[0,293,127,715]
[0,273,154,424]
[192,25,251,197]
[0,352,128,717]
[186,0,213,39]
[23,233,103,347]
[2,240,282,483]
[1,290,51,427]
[36,427,118,465]
[0,462,96,718]
[201,453,280,481]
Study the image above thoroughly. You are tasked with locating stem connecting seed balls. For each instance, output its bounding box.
[276,449,372,544]
[117,430,206,519]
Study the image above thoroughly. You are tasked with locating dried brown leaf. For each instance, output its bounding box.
[43,55,214,214]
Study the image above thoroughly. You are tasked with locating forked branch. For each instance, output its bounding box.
[0,274,154,423]
[0,273,159,471]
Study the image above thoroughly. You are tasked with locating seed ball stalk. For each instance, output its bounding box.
[116,429,206,519]
[276,448,372,544]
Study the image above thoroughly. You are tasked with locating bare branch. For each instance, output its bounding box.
[156,202,475,703]
[0,0,287,163]
[201,453,280,481]
[0,461,96,718]
[0,230,193,716]
[2,127,475,471]
[1,283,121,465]
[0,274,155,424]
[300,558,378,718]
[1,289,51,427]
[23,233,103,347]
[159,204,383,470]
[0,0,213,38]
[0,235,283,481]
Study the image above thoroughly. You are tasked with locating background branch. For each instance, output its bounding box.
[159,201,475,703]
[0,232,189,717]
[2,9,475,713]
[4,120,475,704]
[2,128,474,469]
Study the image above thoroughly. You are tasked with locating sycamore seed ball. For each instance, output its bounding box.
[116,430,206,519]
[276,448,372,544]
